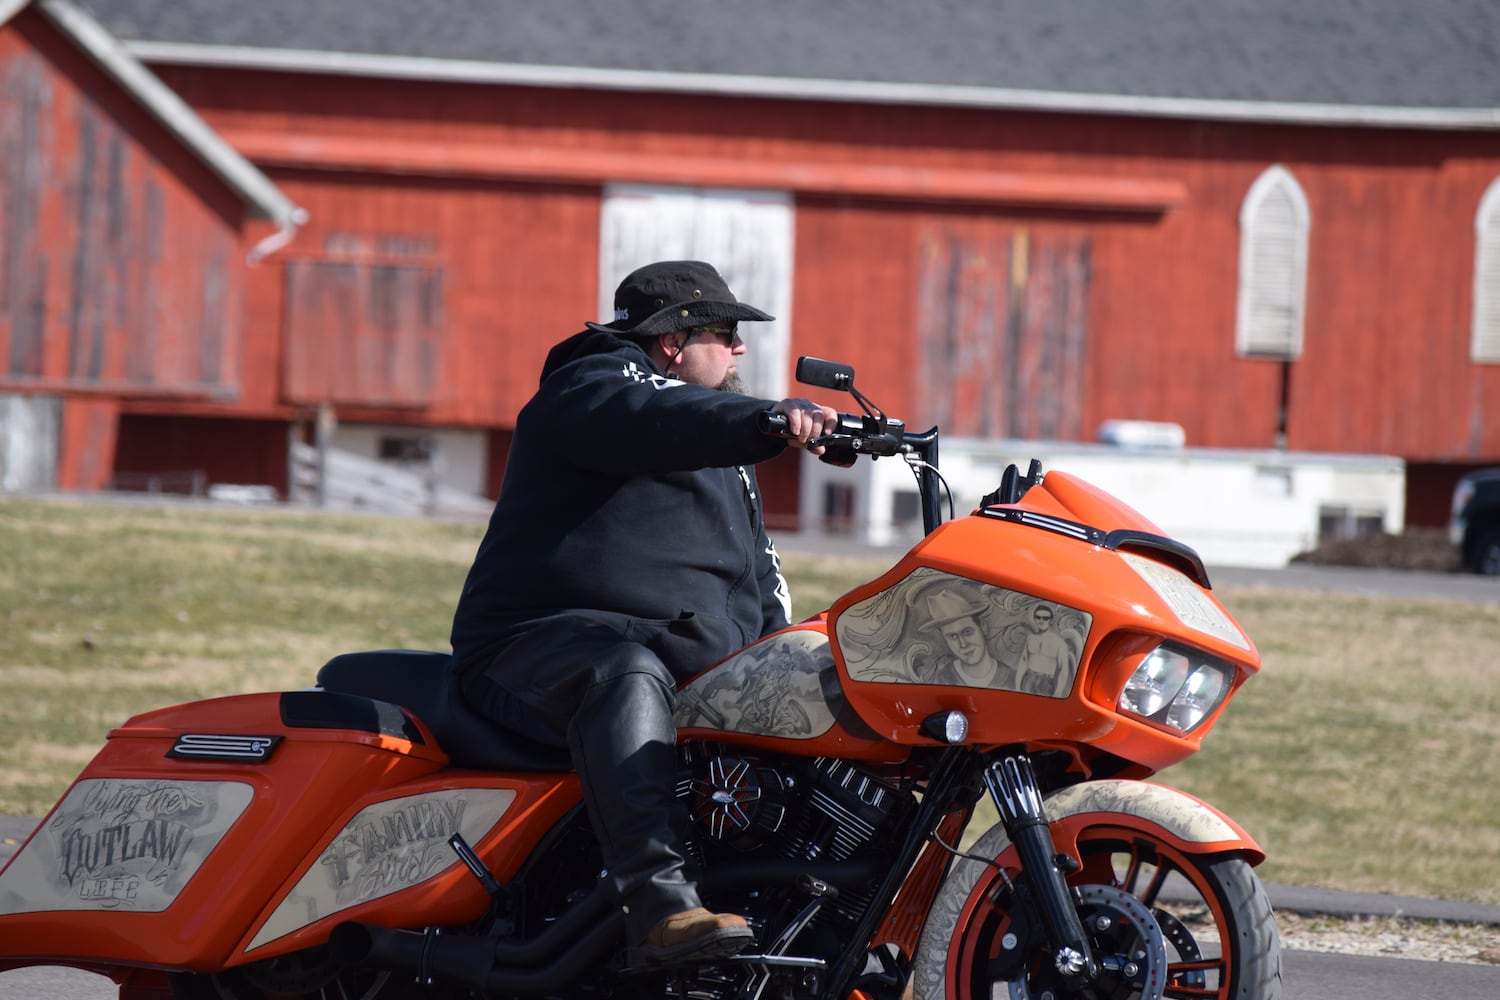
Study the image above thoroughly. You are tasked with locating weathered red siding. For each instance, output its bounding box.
[263,172,602,425]
[57,397,118,490]
[793,202,1099,441]
[0,10,246,427]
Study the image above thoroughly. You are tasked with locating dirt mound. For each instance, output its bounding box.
[1290,528,1461,572]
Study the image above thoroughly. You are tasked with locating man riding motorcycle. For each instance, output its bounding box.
[448,260,838,964]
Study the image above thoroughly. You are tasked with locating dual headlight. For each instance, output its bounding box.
[1118,642,1234,733]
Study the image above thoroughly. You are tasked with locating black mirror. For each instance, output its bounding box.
[795,357,855,392]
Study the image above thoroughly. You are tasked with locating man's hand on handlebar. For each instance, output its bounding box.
[771,398,841,455]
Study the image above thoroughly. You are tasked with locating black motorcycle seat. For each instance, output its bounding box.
[315,649,573,772]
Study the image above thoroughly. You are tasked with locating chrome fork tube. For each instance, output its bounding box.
[983,756,1099,986]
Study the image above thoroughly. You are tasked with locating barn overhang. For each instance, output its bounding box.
[125,37,1500,133]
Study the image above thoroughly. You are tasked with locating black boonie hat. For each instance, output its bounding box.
[585,260,774,339]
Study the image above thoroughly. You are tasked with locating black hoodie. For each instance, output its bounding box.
[449,331,793,682]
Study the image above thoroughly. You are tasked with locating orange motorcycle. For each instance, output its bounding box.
[0,357,1281,1000]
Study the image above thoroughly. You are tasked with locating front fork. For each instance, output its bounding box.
[983,756,1099,990]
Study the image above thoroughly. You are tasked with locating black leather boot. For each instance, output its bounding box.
[566,669,753,963]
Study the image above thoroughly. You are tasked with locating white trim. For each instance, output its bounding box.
[1235,165,1310,360]
[122,41,1500,132]
[34,2,305,233]
[1472,178,1500,363]
[0,0,30,25]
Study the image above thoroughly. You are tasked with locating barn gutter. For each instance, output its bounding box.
[33,0,307,260]
[122,40,1500,133]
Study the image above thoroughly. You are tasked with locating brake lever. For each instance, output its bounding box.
[817,440,859,468]
[812,432,904,458]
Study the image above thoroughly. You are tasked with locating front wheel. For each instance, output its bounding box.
[911,822,1281,1000]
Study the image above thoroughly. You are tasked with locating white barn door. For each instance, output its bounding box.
[600,185,793,399]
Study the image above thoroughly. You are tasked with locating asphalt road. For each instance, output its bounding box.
[1287,951,1500,997]
[4,950,1498,999]
[1205,562,1500,606]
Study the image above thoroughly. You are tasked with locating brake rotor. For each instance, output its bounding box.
[1154,907,1206,990]
[1006,883,1168,1000]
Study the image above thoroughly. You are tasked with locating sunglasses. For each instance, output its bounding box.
[688,324,739,346]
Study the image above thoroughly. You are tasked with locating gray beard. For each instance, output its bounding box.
[716,371,747,394]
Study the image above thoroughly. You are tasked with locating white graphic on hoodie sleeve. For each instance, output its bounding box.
[620,361,681,390]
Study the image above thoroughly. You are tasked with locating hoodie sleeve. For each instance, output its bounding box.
[542,351,787,476]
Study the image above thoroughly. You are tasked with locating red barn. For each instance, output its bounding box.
[5,0,1500,532]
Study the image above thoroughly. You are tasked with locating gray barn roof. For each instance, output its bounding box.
[76,0,1500,126]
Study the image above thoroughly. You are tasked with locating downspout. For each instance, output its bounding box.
[248,206,310,264]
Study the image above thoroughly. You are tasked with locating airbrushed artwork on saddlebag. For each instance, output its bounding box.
[246,787,516,952]
[674,629,840,739]
[0,778,253,915]
[835,567,1091,697]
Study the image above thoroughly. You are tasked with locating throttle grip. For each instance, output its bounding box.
[758,411,791,436]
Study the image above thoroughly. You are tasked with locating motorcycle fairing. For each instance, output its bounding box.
[0,778,254,915]
[1116,551,1251,652]
[826,484,1258,765]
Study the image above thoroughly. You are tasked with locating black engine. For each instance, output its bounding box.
[669,748,915,997]
[680,751,909,864]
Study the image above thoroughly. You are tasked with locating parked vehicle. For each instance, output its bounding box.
[1449,467,1500,576]
[0,357,1282,1000]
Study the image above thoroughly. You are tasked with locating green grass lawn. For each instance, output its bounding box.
[3,496,1497,904]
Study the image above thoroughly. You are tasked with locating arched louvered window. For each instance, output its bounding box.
[1235,166,1310,359]
[1472,178,1500,363]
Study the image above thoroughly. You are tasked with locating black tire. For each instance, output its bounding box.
[1471,528,1500,576]
[911,820,1282,1000]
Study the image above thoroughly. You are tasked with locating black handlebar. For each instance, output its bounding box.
[758,355,945,535]
[758,410,907,459]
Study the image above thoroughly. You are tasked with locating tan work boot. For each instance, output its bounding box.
[637,907,755,964]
